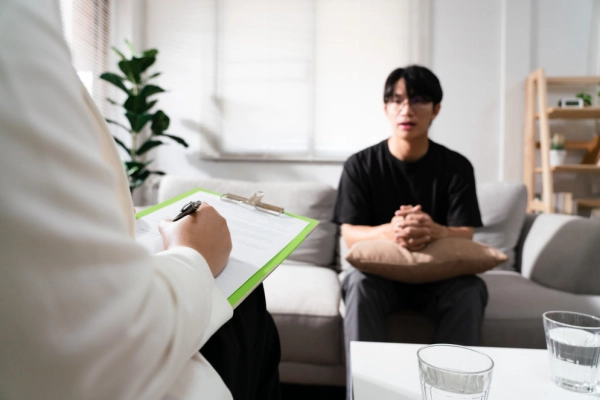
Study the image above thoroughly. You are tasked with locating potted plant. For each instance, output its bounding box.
[100,41,188,194]
[549,133,567,166]
[576,92,592,106]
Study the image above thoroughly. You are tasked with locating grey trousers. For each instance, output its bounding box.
[341,268,488,400]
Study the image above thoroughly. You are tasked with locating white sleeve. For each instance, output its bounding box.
[0,1,232,399]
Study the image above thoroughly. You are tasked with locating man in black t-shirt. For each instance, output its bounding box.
[333,65,488,400]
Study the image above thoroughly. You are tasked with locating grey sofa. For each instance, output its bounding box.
[157,176,600,388]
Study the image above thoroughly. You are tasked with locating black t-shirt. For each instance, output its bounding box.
[332,139,483,228]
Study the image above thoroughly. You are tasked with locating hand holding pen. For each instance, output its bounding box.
[173,201,202,222]
[158,200,232,277]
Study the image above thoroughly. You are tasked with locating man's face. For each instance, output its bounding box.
[384,78,440,141]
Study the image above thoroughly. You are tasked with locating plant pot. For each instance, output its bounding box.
[549,149,567,166]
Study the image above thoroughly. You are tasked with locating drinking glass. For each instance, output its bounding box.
[417,344,494,400]
[543,311,600,393]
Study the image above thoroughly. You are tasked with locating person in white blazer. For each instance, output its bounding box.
[0,1,280,399]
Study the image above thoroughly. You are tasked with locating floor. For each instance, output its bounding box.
[281,383,345,400]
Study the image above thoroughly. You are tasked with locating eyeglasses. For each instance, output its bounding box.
[387,95,433,110]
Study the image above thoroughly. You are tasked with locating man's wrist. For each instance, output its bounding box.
[431,223,448,240]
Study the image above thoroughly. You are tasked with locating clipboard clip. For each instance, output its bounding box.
[220,191,284,216]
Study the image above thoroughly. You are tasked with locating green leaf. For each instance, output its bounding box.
[144,72,162,82]
[138,56,156,74]
[125,111,154,133]
[136,139,163,155]
[140,84,165,98]
[144,100,158,112]
[154,133,189,147]
[119,59,141,84]
[125,39,136,56]
[112,46,127,60]
[112,136,131,154]
[148,170,166,176]
[123,95,146,114]
[151,110,170,134]
[99,72,130,94]
[124,160,151,170]
[130,169,150,192]
[142,49,158,58]
[106,118,132,133]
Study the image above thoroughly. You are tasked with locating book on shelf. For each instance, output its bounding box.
[534,192,574,214]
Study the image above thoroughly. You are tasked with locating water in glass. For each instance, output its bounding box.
[546,326,600,393]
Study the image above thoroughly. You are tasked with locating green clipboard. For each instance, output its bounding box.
[136,187,319,308]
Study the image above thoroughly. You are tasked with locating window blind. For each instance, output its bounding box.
[59,0,112,113]
[204,0,423,161]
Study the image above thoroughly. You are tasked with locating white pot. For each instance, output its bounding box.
[549,149,567,166]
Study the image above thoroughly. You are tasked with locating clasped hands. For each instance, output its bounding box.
[390,205,447,252]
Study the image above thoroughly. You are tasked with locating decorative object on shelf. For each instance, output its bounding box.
[100,40,188,194]
[581,134,600,165]
[549,133,566,166]
[576,92,592,106]
[557,98,584,108]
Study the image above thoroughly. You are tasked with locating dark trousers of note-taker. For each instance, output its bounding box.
[200,284,282,400]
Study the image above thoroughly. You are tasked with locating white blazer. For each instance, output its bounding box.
[0,1,233,399]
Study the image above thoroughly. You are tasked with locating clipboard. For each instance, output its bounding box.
[135,187,319,308]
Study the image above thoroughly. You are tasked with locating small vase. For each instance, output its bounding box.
[549,149,567,166]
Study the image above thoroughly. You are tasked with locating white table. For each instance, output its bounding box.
[351,342,600,399]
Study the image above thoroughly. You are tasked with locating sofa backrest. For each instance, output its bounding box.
[158,177,528,272]
[520,214,600,295]
[158,176,339,268]
[474,181,527,271]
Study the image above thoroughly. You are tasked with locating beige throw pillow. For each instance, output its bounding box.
[345,238,507,283]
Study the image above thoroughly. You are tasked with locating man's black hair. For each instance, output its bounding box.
[383,65,443,105]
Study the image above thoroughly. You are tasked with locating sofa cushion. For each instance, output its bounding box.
[345,238,507,283]
[385,271,600,349]
[480,270,600,348]
[520,214,600,295]
[263,264,343,365]
[474,182,527,271]
[158,176,338,267]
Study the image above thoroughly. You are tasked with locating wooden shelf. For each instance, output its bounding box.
[524,69,600,214]
[534,165,600,173]
[576,198,600,208]
[535,107,600,119]
[546,76,600,85]
[529,200,545,212]
[535,140,592,150]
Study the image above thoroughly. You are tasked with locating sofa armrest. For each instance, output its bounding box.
[520,214,600,295]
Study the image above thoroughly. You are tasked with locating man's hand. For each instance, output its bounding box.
[159,203,232,277]
[391,205,448,251]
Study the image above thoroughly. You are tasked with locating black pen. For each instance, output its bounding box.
[173,201,202,222]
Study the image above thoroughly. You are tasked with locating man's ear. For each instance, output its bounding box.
[432,103,441,118]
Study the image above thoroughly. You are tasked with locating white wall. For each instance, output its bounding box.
[115,0,598,189]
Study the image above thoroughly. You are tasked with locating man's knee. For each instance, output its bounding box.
[342,268,388,299]
[450,275,488,308]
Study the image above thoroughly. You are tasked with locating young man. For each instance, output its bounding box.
[0,1,279,399]
[333,65,488,399]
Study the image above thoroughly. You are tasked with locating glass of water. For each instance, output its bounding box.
[543,311,600,393]
[417,344,494,400]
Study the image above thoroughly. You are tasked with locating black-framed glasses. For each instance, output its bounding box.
[388,95,433,109]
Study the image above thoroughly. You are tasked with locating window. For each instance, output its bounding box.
[201,0,431,161]
[59,0,112,113]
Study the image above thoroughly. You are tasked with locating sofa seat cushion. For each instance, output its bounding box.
[158,176,338,268]
[480,270,600,348]
[263,264,343,365]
